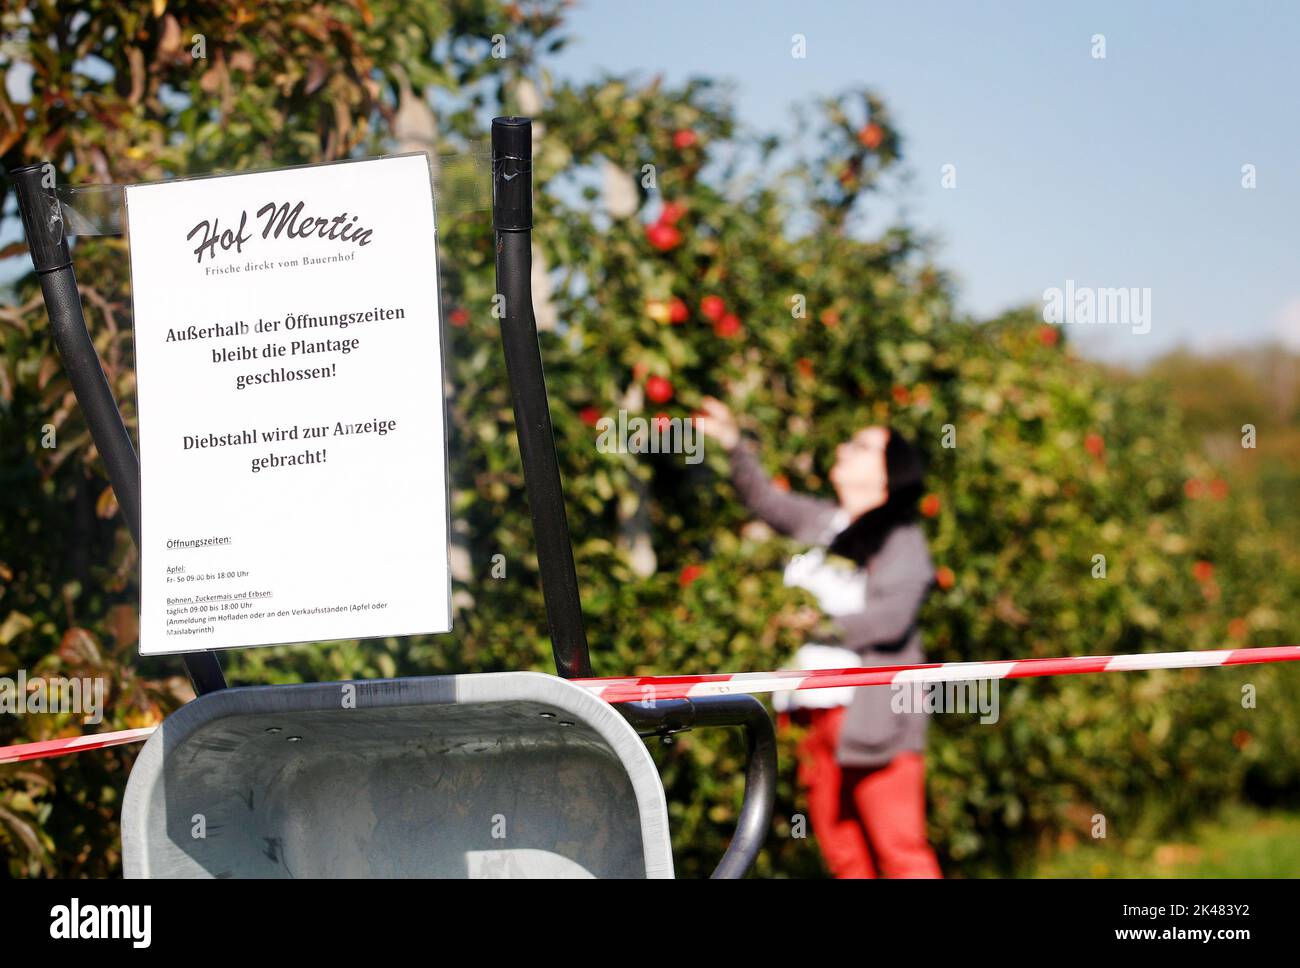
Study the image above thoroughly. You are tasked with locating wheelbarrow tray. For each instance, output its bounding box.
[122,671,673,878]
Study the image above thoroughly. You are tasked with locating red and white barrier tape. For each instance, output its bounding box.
[0,727,157,765]
[4,645,1298,764]
[573,644,1300,702]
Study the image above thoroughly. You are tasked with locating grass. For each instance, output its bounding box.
[1030,804,1300,878]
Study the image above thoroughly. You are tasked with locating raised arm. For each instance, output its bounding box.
[695,397,840,545]
[728,443,841,545]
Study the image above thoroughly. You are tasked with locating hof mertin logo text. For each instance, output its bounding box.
[186,200,375,265]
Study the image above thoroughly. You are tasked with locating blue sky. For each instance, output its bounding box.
[548,0,1300,363]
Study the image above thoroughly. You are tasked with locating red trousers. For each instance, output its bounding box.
[789,706,942,878]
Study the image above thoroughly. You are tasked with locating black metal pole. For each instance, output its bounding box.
[491,117,592,679]
[9,163,226,696]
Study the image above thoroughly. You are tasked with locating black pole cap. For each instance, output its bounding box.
[7,162,72,273]
[492,116,532,232]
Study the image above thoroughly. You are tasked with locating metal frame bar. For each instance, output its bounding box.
[9,163,226,696]
[619,695,778,879]
[490,117,593,679]
[488,116,775,874]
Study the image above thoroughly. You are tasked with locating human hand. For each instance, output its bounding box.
[695,396,741,451]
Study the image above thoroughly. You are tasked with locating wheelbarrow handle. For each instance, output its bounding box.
[491,117,593,680]
[7,163,227,696]
[487,120,778,875]
[619,694,778,879]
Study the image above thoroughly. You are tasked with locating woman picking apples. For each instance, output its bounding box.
[695,397,942,879]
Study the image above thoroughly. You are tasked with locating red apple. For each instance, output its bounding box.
[714,313,742,338]
[646,222,682,251]
[672,129,698,150]
[579,407,601,427]
[646,375,673,404]
[659,201,687,225]
[700,295,726,322]
[920,494,941,518]
[857,122,884,150]
[679,564,704,587]
[449,307,470,327]
[668,297,689,324]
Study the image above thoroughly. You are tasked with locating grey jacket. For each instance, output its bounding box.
[729,443,934,768]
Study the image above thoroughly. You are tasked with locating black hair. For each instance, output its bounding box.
[826,428,926,566]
